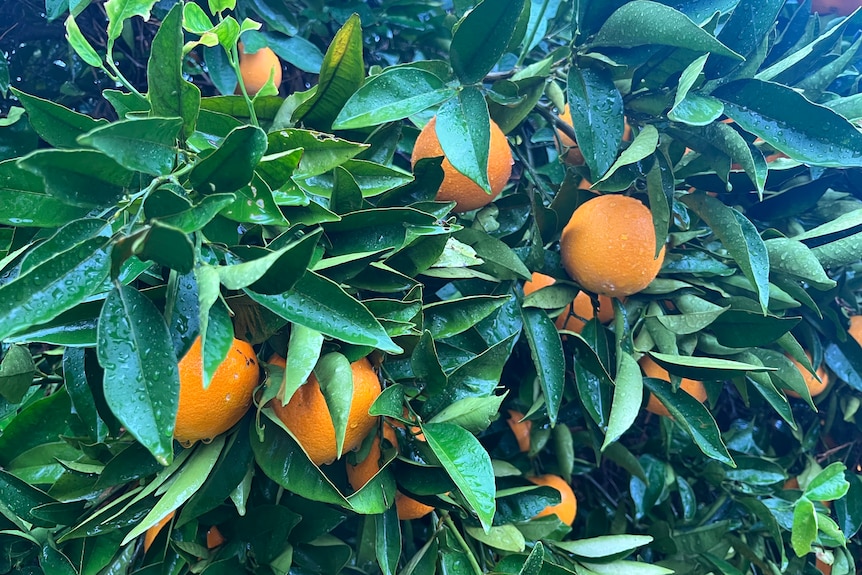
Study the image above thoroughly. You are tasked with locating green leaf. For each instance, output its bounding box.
[454,228,531,280]
[465,524,525,552]
[121,436,224,544]
[333,67,455,130]
[261,31,324,74]
[579,560,674,575]
[681,192,770,313]
[149,192,237,233]
[554,534,654,560]
[65,15,103,68]
[0,345,35,403]
[643,376,734,466]
[105,0,157,41]
[267,129,367,178]
[649,351,773,379]
[712,79,862,167]
[436,87,492,194]
[0,469,58,527]
[791,497,817,557]
[190,125,268,193]
[292,14,364,130]
[597,125,659,183]
[246,272,402,353]
[296,160,413,199]
[63,347,109,442]
[709,310,800,348]
[0,160,89,227]
[520,307,564,425]
[314,352,353,459]
[519,542,544,575]
[279,324,324,405]
[592,1,742,59]
[704,0,785,78]
[98,285,180,465]
[0,237,110,342]
[566,66,625,179]
[147,2,200,137]
[603,351,643,450]
[805,462,850,502]
[77,117,182,176]
[11,88,107,148]
[220,175,288,226]
[450,0,526,84]
[794,208,862,268]
[428,394,505,434]
[424,295,509,340]
[221,231,321,294]
[17,149,134,208]
[422,422,496,529]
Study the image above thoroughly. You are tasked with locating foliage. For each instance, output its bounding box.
[1,0,862,574]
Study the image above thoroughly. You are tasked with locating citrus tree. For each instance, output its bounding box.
[1,0,861,574]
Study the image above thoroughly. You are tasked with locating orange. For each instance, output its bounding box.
[787,354,829,398]
[560,195,665,297]
[175,337,260,446]
[347,422,434,520]
[783,477,800,490]
[506,410,532,453]
[816,557,832,574]
[411,115,513,212]
[555,292,615,334]
[528,474,577,525]
[640,356,708,418]
[238,44,282,96]
[206,526,225,549]
[269,357,381,465]
[849,315,862,346]
[143,511,174,553]
[523,272,555,296]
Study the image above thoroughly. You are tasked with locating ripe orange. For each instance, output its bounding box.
[269,357,381,465]
[411,115,513,212]
[206,526,225,549]
[175,337,260,446]
[555,292,615,334]
[347,422,434,520]
[640,356,708,418]
[816,557,833,575]
[143,511,174,553]
[849,315,862,345]
[238,44,282,96]
[506,410,532,453]
[560,195,665,297]
[523,272,556,296]
[528,474,577,525]
[787,354,829,398]
[783,477,800,490]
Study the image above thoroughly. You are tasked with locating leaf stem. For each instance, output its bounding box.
[442,514,483,575]
[229,44,259,127]
[106,39,145,99]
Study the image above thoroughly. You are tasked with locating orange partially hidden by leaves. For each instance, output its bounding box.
[555,292,615,334]
[506,410,532,453]
[783,477,800,490]
[816,557,833,575]
[269,357,381,465]
[560,195,665,298]
[787,354,830,398]
[175,337,260,446]
[528,474,577,525]
[411,115,513,212]
[206,526,226,549]
[346,423,434,520]
[523,272,556,296]
[238,43,282,96]
[143,511,174,553]
[640,356,708,418]
[849,315,862,346]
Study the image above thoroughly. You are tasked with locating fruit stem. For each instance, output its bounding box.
[442,514,483,575]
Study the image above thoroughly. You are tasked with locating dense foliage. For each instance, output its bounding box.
[1,0,862,574]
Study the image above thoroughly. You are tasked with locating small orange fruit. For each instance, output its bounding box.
[206,526,225,549]
[848,315,862,345]
[560,195,665,297]
[528,474,577,525]
[523,272,556,296]
[175,337,260,446]
[411,115,513,212]
[787,354,829,398]
[270,357,381,465]
[506,410,532,453]
[143,511,174,553]
[347,422,434,520]
[783,477,800,490]
[238,43,282,96]
[555,292,615,334]
[640,356,708,417]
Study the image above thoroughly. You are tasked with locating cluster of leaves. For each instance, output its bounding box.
[1,0,862,574]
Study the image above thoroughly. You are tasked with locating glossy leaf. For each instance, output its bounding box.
[566,66,624,179]
[805,462,850,502]
[436,87,492,194]
[791,497,817,557]
[190,125,267,193]
[450,0,526,84]
[77,117,182,176]
[11,88,107,148]
[520,307,564,425]
[0,159,88,227]
[603,351,643,450]
[0,345,35,403]
[98,285,180,465]
[424,295,509,340]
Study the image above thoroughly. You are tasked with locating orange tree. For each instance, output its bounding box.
[0,0,861,574]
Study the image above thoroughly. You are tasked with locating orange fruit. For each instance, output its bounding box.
[787,354,829,398]
[555,292,615,334]
[143,511,174,553]
[783,477,800,490]
[347,422,434,520]
[640,356,708,418]
[523,272,556,296]
[560,195,665,297]
[175,337,260,446]
[238,44,282,96]
[506,410,532,453]
[206,526,225,549]
[410,115,513,212]
[849,315,862,346]
[269,357,381,465]
[528,474,577,525]
[815,557,832,574]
